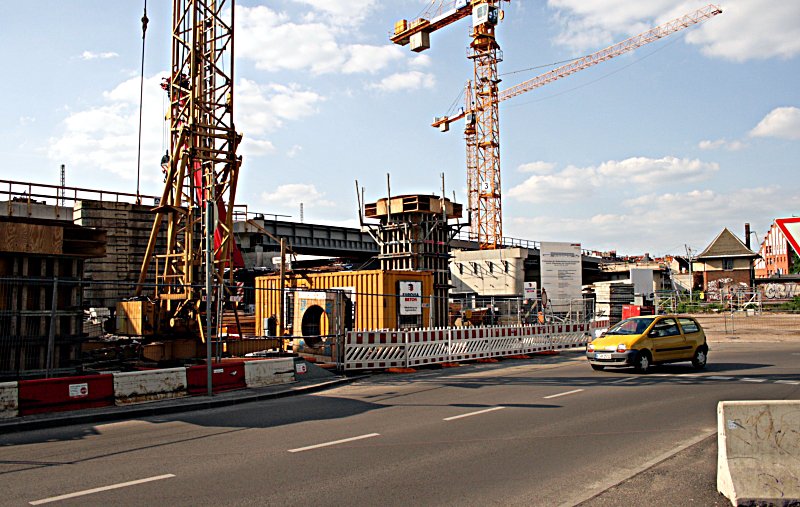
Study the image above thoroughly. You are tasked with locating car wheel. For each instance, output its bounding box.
[591,364,605,371]
[634,351,651,373]
[692,347,707,369]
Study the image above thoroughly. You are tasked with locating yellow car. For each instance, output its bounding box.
[586,315,708,373]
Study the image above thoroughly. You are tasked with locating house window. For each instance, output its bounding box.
[722,259,734,270]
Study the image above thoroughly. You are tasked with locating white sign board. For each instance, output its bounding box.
[539,242,582,311]
[399,281,422,316]
[68,383,89,398]
[524,281,538,299]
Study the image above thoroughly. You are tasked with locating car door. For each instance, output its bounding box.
[678,317,704,358]
[648,317,687,362]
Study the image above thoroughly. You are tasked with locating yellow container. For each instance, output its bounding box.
[255,270,434,334]
[394,19,408,34]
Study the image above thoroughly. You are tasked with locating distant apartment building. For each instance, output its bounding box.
[754,220,797,278]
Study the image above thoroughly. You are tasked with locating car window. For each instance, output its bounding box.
[678,318,699,333]
[650,318,681,337]
[607,318,653,335]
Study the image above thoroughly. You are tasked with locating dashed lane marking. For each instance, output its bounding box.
[707,376,734,380]
[29,474,175,505]
[288,433,380,453]
[775,380,800,385]
[544,389,584,399]
[444,406,506,421]
[609,377,635,384]
[741,378,767,383]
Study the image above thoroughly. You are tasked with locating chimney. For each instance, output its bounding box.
[744,223,751,249]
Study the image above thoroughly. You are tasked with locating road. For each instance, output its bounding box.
[1,342,798,506]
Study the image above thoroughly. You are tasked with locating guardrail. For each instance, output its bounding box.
[343,320,608,371]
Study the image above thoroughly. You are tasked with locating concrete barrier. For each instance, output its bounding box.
[244,358,295,388]
[112,368,188,405]
[0,382,18,419]
[717,400,800,506]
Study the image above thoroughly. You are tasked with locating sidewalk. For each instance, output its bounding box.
[0,375,362,434]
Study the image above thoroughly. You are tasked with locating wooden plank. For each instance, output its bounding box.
[0,222,63,255]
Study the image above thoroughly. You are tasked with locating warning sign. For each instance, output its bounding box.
[69,383,89,398]
[776,218,800,257]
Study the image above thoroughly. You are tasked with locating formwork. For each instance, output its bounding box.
[255,270,434,334]
[0,216,106,380]
[364,194,462,327]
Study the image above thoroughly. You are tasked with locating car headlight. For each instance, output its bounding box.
[587,343,595,352]
[617,343,627,353]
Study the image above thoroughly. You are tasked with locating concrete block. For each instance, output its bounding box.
[0,381,19,418]
[244,358,295,388]
[112,368,187,405]
[718,400,800,506]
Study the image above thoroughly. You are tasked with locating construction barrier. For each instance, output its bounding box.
[0,381,18,419]
[186,362,247,395]
[717,400,800,505]
[244,358,295,388]
[18,374,114,416]
[112,368,188,405]
[343,321,599,371]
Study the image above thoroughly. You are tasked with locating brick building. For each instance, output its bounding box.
[754,220,797,278]
[694,228,757,292]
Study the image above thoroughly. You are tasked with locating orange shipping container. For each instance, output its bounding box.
[255,270,434,334]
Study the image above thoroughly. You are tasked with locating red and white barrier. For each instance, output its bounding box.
[244,358,295,388]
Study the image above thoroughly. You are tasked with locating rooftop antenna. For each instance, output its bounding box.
[60,164,65,206]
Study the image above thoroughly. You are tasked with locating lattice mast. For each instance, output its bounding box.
[137,0,242,336]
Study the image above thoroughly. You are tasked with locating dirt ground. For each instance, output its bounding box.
[690,312,800,343]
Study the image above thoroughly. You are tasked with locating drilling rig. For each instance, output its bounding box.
[134,0,243,342]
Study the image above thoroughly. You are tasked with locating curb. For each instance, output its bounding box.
[0,375,366,434]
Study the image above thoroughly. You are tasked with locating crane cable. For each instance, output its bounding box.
[135,1,149,205]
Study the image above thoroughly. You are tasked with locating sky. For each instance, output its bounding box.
[2,0,799,256]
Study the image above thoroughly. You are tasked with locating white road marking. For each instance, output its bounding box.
[742,378,767,383]
[29,474,175,505]
[544,389,584,399]
[288,433,380,453]
[609,377,634,384]
[444,406,505,421]
[707,376,734,380]
[775,380,800,385]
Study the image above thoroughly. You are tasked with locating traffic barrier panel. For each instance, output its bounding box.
[112,368,188,405]
[18,374,114,416]
[0,381,18,418]
[186,362,247,395]
[244,358,295,388]
[717,400,800,506]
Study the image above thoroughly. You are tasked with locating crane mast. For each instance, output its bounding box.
[137,0,242,337]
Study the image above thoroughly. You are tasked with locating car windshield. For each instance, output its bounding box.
[607,317,654,335]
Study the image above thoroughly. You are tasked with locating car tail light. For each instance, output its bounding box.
[617,343,627,353]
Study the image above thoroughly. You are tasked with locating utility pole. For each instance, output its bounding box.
[685,245,695,303]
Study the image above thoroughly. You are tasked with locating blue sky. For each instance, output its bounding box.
[2,0,798,255]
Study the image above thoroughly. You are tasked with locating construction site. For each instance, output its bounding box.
[0,2,730,381]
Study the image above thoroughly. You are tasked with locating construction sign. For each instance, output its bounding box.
[776,218,800,256]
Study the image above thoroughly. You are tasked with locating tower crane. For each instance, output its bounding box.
[393,0,508,250]
[136,0,243,340]
[392,3,722,250]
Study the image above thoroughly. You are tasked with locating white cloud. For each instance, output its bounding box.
[240,138,276,158]
[506,185,800,254]
[409,54,433,69]
[547,1,800,61]
[518,161,556,174]
[80,50,119,60]
[261,183,336,209]
[287,145,303,158]
[369,71,436,92]
[18,116,35,126]
[749,106,800,140]
[237,5,403,75]
[289,0,376,27]
[236,79,324,134]
[507,156,718,203]
[698,139,745,151]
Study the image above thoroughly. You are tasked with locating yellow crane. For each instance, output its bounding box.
[392,3,722,249]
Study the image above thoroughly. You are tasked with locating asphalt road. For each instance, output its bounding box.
[1,342,798,506]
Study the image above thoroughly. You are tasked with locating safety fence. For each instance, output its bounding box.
[342,320,608,371]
